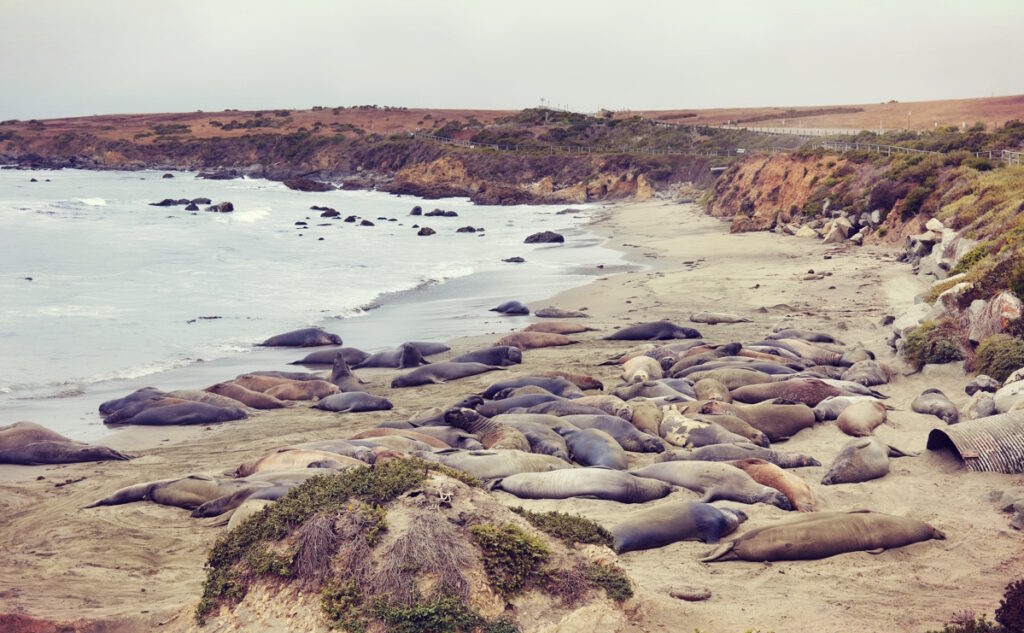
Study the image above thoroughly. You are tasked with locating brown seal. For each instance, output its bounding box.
[0,421,130,465]
[205,382,288,409]
[622,356,663,383]
[494,332,575,350]
[347,428,450,450]
[232,374,299,393]
[444,407,532,451]
[731,378,843,407]
[522,321,595,335]
[263,379,339,401]
[233,449,364,477]
[541,370,604,391]
[836,400,887,437]
[728,458,816,511]
[701,400,817,442]
[694,378,732,403]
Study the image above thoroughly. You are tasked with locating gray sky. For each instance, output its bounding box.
[1,0,1021,120]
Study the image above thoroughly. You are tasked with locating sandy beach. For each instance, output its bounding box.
[1,199,1021,633]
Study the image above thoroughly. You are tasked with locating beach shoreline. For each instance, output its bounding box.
[1,199,1021,633]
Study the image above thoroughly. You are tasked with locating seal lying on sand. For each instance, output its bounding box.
[289,347,371,366]
[391,362,502,388]
[562,414,664,453]
[821,437,915,485]
[492,468,671,503]
[613,502,747,552]
[86,475,266,510]
[728,458,816,511]
[490,300,529,315]
[494,332,575,350]
[258,327,342,347]
[483,376,582,399]
[417,449,572,479]
[911,388,959,424]
[836,400,887,436]
[701,510,945,562]
[689,312,751,324]
[534,307,589,318]
[632,461,793,509]
[522,321,595,335]
[451,346,523,366]
[0,421,130,465]
[563,428,628,470]
[353,343,429,369]
[313,392,393,413]
[622,356,663,383]
[657,443,820,469]
[605,321,701,341]
[205,382,288,409]
[109,402,248,426]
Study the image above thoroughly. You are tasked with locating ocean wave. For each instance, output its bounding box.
[223,207,270,223]
[76,197,107,206]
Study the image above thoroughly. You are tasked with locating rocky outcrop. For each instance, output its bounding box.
[969,292,1023,344]
[417,227,435,236]
[524,231,564,244]
[283,177,335,192]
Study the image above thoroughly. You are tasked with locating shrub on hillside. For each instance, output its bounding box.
[869,180,900,212]
[976,334,1024,383]
[996,577,1024,632]
[951,243,993,276]
[903,319,964,368]
[901,186,933,220]
[965,157,995,171]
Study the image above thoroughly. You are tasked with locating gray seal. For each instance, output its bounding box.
[108,402,247,426]
[492,467,671,503]
[290,347,370,366]
[495,418,570,461]
[490,300,529,315]
[354,342,428,369]
[391,362,502,388]
[821,437,914,485]
[258,327,342,347]
[476,394,561,417]
[450,346,523,366]
[604,321,701,341]
[561,414,664,453]
[0,421,130,465]
[657,443,821,469]
[563,428,628,469]
[632,461,793,509]
[612,502,747,553]
[313,392,393,413]
[483,376,582,399]
[911,388,959,424]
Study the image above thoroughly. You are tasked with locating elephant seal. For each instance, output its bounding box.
[101,395,190,424]
[629,399,663,437]
[264,379,339,401]
[687,368,775,390]
[192,484,294,519]
[728,458,816,511]
[613,381,692,402]
[391,362,502,388]
[483,376,582,399]
[290,346,370,366]
[492,468,671,503]
[287,440,377,463]
[767,328,842,343]
[701,400,817,442]
[612,502,747,553]
[623,355,663,383]
[98,387,166,416]
[911,389,959,424]
[525,400,609,417]
[812,395,886,421]
[841,360,891,387]
[563,428,628,469]
[684,412,768,448]
[398,426,483,450]
[490,300,529,315]
[354,343,429,369]
[232,374,301,393]
[571,395,632,420]
[836,400,887,436]
[541,371,604,391]
[329,354,366,392]
[689,312,751,324]
[444,408,531,451]
[418,449,572,479]
[234,449,363,477]
[478,394,562,417]
[111,402,247,426]
[350,436,435,453]
[522,321,595,335]
[348,428,450,450]
[694,378,732,402]
[493,413,576,436]
[562,414,664,453]
[632,461,793,509]
[227,498,275,529]
[534,307,589,318]
[86,475,263,510]
[166,389,251,410]
[701,510,945,562]
[205,382,288,409]
[451,346,523,366]
[605,321,701,341]
[494,418,570,460]
[0,421,130,465]
[731,378,843,407]
[658,443,820,469]
[659,411,751,448]
[259,327,342,347]
[821,437,914,485]
[313,392,393,413]
[494,332,574,350]
[407,341,451,356]
[247,370,324,381]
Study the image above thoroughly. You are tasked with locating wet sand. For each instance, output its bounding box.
[1,200,1020,632]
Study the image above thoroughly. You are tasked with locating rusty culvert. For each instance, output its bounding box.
[926,412,1024,473]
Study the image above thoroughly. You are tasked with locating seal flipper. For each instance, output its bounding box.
[700,541,738,563]
[866,547,885,554]
[84,480,162,508]
[885,444,919,458]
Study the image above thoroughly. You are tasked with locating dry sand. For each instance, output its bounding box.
[1,200,1021,632]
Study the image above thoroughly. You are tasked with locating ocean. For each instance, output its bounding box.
[0,168,626,440]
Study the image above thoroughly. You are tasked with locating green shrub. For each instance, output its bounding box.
[901,186,932,220]
[509,507,613,547]
[371,595,482,633]
[996,577,1024,632]
[585,563,633,602]
[951,243,993,276]
[903,320,964,368]
[926,613,1002,633]
[470,523,550,597]
[965,157,995,172]
[977,335,1024,382]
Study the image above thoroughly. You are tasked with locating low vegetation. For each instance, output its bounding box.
[927,576,1024,632]
[903,319,965,368]
[508,507,614,547]
[975,334,1024,382]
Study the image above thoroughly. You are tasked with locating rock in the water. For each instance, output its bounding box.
[417,227,436,236]
[184,202,199,211]
[162,173,174,179]
[503,257,525,263]
[456,226,477,233]
[320,209,340,218]
[344,215,357,223]
[524,231,564,244]
[191,197,212,205]
[410,206,422,216]
[360,219,374,226]
[283,178,334,192]
[205,202,234,213]
[425,208,458,217]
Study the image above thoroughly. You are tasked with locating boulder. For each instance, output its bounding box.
[849,230,865,245]
[456,226,477,233]
[360,220,374,226]
[417,227,436,236]
[197,170,240,180]
[320,209,340,218]
[965,374,1001,396]
[282,178,334,192]
[1005,367,1024,385]
[503,257,525,263]
[994,379,1024,413]
[162,173,174,179]
[191,197,212,205]
[344,215,357,223]
[184,202,199,211]
[205,202,234,213]
[410,206,422,216]
[968,291,1024,344]
[892,303,933,338]
[794,225,818,239]
[524,231,564,244]
[963,391,997,420]
[870,209,883,225]
[937,282,974,313]
[822,225,846,244]
[925,217,945,232]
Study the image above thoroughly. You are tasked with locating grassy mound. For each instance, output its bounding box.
[195,458,631,631]
[903,319,965,369]
[976,334,1024,382]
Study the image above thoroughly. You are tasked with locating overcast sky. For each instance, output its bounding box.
[1,0,1021,120]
